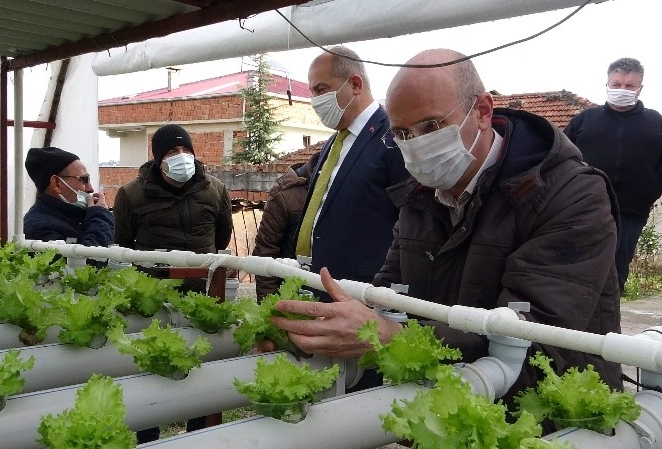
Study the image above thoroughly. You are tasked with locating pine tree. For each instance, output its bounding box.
[232,54,284,164]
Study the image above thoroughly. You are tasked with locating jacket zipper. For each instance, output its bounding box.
[425,251,435,300]
[181,199,190,247]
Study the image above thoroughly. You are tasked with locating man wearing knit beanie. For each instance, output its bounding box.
[113,124,232,442]
[23,146,114,248]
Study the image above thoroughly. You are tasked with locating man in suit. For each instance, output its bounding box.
[295,46,410,302]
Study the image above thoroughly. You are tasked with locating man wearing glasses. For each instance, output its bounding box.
[24,146,114,247]
[270,49,623,408]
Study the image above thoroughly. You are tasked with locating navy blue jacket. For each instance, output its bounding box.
[295,105,410,300]
[564,101,662,219]
[24,192,114,246]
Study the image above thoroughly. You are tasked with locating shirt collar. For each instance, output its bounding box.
[346,100,379,137]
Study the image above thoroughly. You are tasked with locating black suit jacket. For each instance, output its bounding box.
[295,105,410,300]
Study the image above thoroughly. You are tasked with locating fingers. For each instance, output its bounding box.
[320,267,353,303]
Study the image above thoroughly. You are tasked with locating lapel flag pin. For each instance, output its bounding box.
[369,126,375,133]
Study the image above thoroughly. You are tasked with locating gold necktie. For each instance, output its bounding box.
[295,129,350,257]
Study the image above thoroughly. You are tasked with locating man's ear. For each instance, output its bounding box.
[349,74,363,93]
[476,93,494,131]
[49,175,63,194]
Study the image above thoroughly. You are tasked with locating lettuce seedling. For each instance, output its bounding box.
[358,319,461,384]
[515,352,640,433]
[232,276,317,354]
[382,365,542,449]
[234,353,339,404]
[58,265,112,295]
[169,291,237,334]
[0,349,35,398]
[108,320,211,379]
[38,374,136,449]
[101,267,182,317]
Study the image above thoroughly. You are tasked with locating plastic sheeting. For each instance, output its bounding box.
[92,0,605,76]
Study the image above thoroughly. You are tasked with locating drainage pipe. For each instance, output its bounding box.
[15,239,662,373]
[0,327,240,393]
[0,352,348,449]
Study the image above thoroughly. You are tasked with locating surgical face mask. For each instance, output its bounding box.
[310,78,355,129]
[58,177,89,209]
[163,153,195,183]
[396,102,480,191]
[606,88,639,107]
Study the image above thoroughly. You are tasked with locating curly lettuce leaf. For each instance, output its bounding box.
[233,276,317,354]
[0,274,52,336]
[0,349,35,397]
[233,353,339,403]
[108,321,211,377]
[169,291,237,334]
[357,319,461,384]
[38,290,129,347]
[101,267,182,317]
[514,352,640,433]
[58,266,112,295]
[37,374,136,449]
[382,365,541,449]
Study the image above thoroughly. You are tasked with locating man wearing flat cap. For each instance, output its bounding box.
[23,146,114,246]
[113,123,233,441]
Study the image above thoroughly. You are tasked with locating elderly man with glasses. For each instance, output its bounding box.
[23,146,114,248]
[267,48,623,414]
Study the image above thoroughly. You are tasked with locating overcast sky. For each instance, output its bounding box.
[15,0,657,162]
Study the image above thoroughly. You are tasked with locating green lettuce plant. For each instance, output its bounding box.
[37,374,136,448]
[0,349,35,398]
[515,353,640,433]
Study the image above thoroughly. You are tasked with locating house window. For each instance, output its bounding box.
[303,135,311,147]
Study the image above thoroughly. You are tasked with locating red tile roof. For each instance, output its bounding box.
[492,90,596,129]
[273,140,326,165]
[270,90,596,167]
[99,71,311,105]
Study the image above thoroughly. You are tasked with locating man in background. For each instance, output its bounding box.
[253,151,320,300]
[113,123,232,441]
[294,46,410,300]
[564,57,662,295]
[24,146,113,247]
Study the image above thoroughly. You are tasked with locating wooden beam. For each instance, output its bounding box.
[6,120,56,129]
[3,0,307,71]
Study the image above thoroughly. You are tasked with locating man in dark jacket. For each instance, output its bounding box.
[270,49,622,407]
[564,57,662,295]
[24,146,114,247]
[252,151,320,300]
[113,123,232,441]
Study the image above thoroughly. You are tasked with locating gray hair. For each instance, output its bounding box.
[327,46,371,90]
[453,57,485,113]
[608,57,644,80]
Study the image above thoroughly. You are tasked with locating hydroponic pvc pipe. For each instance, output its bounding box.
[15,239,662,373]
[137,389,662,449]
[0,327,240,393]
[0,307,180,351]
[0,352,348,449]
[541,391,662,449]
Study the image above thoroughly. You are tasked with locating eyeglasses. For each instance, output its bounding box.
[60,175,91,184]
[382,95,476,149]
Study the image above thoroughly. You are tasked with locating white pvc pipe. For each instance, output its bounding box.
[0,327,240,393]
[0,307,179,351]
[13,69,23,237]
[14,240,662,373]
[139,384,424,449]
[0,352,341,449]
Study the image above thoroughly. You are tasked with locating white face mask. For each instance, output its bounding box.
[163,153,195,183]
[58,177,89,209]
[606,88,639,107]
[310,78,355,129]
[396,102,480,191]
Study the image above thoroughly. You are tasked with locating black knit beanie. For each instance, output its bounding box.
[151,124,194,167]
[25,147,80,192]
